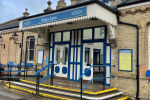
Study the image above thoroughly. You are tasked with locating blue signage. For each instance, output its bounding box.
[23,6,87,27]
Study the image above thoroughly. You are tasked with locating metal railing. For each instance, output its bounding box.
[34,63,56,96]
[78,65,115,100]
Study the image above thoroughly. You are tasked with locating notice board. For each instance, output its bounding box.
[118,49,132,71]
[37,50,44,64]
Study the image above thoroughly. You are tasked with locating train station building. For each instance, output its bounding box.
[0,0,150,99]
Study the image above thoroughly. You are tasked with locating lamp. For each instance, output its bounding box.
[48,25,53,27]
[12,32,18,40]
[0,35,2,42]
[67,22,73,25]
[0,35,5,49]
[91,18,98,21]
[12,32,21,48]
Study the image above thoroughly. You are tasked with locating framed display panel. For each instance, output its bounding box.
[118,49,133,72]
[37,50,44,64]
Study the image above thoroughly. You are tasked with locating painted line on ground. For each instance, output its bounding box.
[20,79,117,95]
[13,82,123,100]
[117,96,130,100]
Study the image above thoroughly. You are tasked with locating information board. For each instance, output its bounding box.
[37,50,44,64]
[118,49,132,71]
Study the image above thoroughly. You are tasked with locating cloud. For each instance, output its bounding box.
[0,0,71,23]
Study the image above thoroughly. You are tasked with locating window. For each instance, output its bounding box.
[83,28,92,40]
[63,31,70,41]
[94,27,105,39]
[55,32,61,42]
[85,47,91,66]
[28,38,35,62]
[55,47,60,64]
[62,47,68,65]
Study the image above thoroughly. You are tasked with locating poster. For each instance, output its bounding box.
[37,50,44,64]
[119,49,132,71]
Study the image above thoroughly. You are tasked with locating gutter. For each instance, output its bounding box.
[117,13,140,100]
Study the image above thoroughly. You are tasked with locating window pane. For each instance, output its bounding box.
[83,28,92,40]
[63,31,70,41]
[29,50,34,61]
[55,47,60,64]
[62,47,68,65]
[29,38,35,49]
[85,47,91,66]
[55,32,61,42]
[94,27,105,39]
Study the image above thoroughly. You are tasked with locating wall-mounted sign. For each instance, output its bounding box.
[23,6,87,27]
[118,49,132,71]
[111,55,114,60]
[37,50,44,64]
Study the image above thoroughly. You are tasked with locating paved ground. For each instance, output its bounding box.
[0,83,46,100]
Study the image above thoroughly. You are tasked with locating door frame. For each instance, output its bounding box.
[49,25,111,85]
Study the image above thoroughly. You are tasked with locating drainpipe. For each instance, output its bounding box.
[117,14,140,100]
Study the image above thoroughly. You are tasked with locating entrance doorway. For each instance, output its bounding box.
[54,44,69,78]
[93,42,104,84]
[83,42,105,84]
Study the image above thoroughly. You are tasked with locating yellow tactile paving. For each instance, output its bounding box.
[20,79,117,95]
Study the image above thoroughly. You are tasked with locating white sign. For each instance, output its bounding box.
[37,50,44,64]
[111,55,114,60]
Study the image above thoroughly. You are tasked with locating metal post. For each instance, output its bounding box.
[24,62,26,80]
[81,77,82,100]
[36,76,38,97]
[7,64,9,76]
[19,31,24,75]
[37,73,39,96]
[36,65,38,97]
[103,66,105,90]
[51,65,54,86]
[9,64,11,89]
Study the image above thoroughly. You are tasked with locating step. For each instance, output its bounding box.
[12,81,124,100]
[5,83,74,100]
[20,79,118,96]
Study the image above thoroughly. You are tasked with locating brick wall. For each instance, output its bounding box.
[110,1,150,99]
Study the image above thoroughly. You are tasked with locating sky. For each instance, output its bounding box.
[0,0,71,23]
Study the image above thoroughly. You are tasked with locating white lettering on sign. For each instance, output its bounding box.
[71,10,83,15]
[24,21,31,26]
[41,16,57,23]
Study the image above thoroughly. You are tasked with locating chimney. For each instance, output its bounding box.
[23,8,30,17]
[44,0,53,13]
[70,0,82,5]
[56,0,66,10]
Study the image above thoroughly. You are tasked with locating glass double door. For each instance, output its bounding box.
[54,44,69,78]
[83,42,105,84]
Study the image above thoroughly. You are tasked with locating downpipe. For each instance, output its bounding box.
[117,14,140,100]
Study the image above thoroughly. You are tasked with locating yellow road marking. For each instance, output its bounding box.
[117,96,130,100]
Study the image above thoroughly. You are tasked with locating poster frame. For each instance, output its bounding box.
[118,49,133,72]
[37,50,44,64]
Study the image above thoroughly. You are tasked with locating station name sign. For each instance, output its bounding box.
[23,6,87,27]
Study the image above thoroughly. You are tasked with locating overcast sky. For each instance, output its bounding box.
[0,0,71,23]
